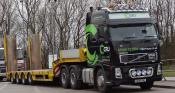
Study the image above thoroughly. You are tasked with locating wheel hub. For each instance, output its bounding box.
[61,73,66,85]
[22,77,25,84]
[11,77,13,82]
[70,73,76,86]
[97,75,104,87]
[28,76,32,84]
[16,77,19,83]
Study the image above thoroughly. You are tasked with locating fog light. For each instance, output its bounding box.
[142,69,147,76]
[136,70,142,76]
[147,69,152,75]
[115,68,122,79]
[131,70,137,77]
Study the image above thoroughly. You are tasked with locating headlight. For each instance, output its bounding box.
[157,64,162,75]
[148,53,156,61]
[115,68,122,79]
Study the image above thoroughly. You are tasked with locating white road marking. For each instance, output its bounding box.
[34,86,42,93]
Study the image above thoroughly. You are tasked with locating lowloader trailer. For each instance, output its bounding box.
[4,6,162,93]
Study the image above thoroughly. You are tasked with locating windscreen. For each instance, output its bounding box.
[0,49,4,60]
[16,49,23,59]
[109,24,157,41]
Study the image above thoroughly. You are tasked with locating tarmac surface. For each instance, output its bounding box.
[154,77,175,88]
[0,81,175,93]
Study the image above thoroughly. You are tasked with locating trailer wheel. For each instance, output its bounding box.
[70,66,82,89]
[15,74,20,84]
[96,69,111,93]
[140,82,153,90]
[27,74,33,85]
[10,74,15,84]
[21,74,27,85]
[61,68,70,88]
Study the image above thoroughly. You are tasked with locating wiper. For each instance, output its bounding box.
[121,36,137,44]
[144,35,157,38]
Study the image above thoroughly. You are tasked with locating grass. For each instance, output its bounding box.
[162,65,175,77]
[163,70,175,77]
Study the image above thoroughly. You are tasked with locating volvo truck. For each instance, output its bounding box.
[5,6,162,93]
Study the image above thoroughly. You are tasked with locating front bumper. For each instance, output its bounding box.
[0,73,6,78]
[112,75,162,86]
[108,64,162,85]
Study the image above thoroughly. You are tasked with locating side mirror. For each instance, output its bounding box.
[158,35,163,46]
[159,39,163,46]
[158,34,163,40]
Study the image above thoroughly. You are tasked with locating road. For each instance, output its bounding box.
[0,82,174,93]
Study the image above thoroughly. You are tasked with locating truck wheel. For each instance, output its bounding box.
[15,74,20,84]
[140,82,153,90]
[96,69,111,93]
[61,68,70,88]
[21,74,27,85]
[70,66,82,89]
[10,75,15,84]
[27,74,33,85]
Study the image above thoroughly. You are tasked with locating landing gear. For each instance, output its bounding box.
[96,69,111,93]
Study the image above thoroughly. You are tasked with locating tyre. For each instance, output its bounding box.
[70,65,82,89]
[0,77,3,81]
[140,82,153,90]
[27,74,33,85]
[15,74,20,84]
[10,75,15,84]
[96,69,111,93]
[60,68,70,88]
[21,74,27,85]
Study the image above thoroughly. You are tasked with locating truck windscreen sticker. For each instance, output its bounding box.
[109,13,150,19]
[118,47,157,52]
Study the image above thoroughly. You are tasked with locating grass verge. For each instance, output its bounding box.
[163,70,175,77]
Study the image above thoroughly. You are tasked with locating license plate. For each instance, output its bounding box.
[134,79,146,83]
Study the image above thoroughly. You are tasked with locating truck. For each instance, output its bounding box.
[4,6,162,93]
[0,48,6,81]
[0,48,24,81]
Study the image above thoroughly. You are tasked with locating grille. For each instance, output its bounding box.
[120,53,150,63]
